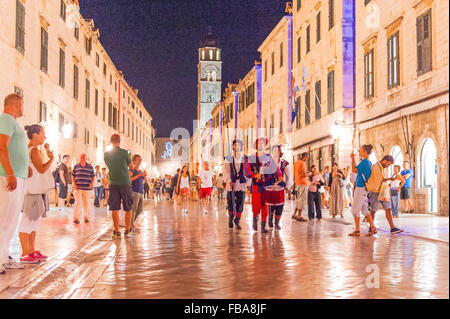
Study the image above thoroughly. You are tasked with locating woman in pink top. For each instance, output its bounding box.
[307,165,324,221]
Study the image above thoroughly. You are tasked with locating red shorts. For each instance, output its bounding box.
[200,187,212,199]
[181,188,189,195]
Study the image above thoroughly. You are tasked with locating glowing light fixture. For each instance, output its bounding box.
[330,122,342,140]
[105,144,113,152]
[62,123,73,139]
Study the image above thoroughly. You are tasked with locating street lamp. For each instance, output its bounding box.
[330,122,343,141]
[62,123,73,139]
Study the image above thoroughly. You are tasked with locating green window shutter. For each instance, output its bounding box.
[315,80,321,120]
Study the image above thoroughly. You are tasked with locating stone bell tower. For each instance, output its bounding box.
[197,27,222,130]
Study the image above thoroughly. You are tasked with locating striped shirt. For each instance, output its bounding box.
[72,163,95,190]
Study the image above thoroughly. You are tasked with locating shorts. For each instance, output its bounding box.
[400,187,411,199]
[368,192,391,211]
[108,185,133,212]
[18,214,41,234]
[295,185,308,210]
[59,184,68,199]
[181,187,189,195]
[351,187,370,218]
[200,187,212,199]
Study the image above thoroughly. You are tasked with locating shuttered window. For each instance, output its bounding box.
[59,49,65,88]
[60,0,66,21]
[15,0,25,54]
[271,51,275,75]
[102,97,106,122]
[327,70,335,114]
[297,36,301,63]
[264,60,268,82]
[113,107,118,130]
[387,32,400,88]
[74,21,79,40]
[280,42,283,67]
[315,80,321,120]
[297,0,301,11]
[364,49,374,98]
[94,89,99,115]
[108,103,113,127]
[40,27,48,73]
[329,0,334,30]
[73,65,78,99]
[295,96,301,130]
[417,9,432,75]
[305,90,311,125]
[306,25,310,53]
[316,12,321,43]
[85,79,90,109]
[39,102,47,123]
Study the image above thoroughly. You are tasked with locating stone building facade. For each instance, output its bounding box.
[355,0,449,215]
[0,0,155,170]
[289,0,354,171]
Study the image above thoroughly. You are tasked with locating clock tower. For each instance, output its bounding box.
[197,27,222,130]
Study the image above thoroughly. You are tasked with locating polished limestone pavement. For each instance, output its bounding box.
[0,198,448,299]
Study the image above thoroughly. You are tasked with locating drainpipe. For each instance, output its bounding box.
[255,62,262,139]
[118,79,121,133]
[286,15,293,133]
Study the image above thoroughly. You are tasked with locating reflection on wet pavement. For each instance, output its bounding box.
[1,199,448,299]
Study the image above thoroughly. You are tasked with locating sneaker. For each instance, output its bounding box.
[84,218,89,223]
[20,254,40,264]
[34,251,48,260]
[391,227,404,234]
[204,209,208,214]
[112,231,121,240]
[5,256,25,269]
[0,264,6,274]
[73,219,80,224]
[124,230,135,238]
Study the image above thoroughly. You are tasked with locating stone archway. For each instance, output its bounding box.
[420,138,438,213]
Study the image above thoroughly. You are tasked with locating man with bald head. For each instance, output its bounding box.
[0,94,32,273]
[72,153,95,224]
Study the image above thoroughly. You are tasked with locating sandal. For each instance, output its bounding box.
[348,230,360,237]
[367,227,377,236]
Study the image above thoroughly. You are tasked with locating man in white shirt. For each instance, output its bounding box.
[197,161,215,214]
[223,139,249,229]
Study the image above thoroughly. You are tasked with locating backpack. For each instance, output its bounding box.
[52,165,61,184]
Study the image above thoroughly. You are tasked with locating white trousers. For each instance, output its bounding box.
[0,177,26,264]
[74,189,91,220]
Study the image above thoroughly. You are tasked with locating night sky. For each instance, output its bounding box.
[80,0,288,137]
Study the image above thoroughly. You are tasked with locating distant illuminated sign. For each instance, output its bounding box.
[161,142,173,159]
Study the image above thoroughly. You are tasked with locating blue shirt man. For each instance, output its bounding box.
[355,158,372,188]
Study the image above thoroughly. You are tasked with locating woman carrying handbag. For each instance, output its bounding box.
[19,125,54,264]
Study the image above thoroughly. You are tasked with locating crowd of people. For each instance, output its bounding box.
[0,93,415,275]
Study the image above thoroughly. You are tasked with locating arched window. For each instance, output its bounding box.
[421,138,438,212]
[212,71,217,81]
[389,145,404,176]
[209,50,213,60]
[201,50,205,60]
[216,50,220,60]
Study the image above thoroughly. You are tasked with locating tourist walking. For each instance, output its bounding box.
[104,134,134,239]
[93,165,103,208]
[322,166,331,209]
[223,139,249,230]
[58,155,70,210]
[190,170,199,201]
[130,154,146,232]
[307,165,324,221]
[327,163,345,218]
[164,175,171,200]
[366,155,403,234]
[170,168,180,200]
[72,154,95,224]
[198,161,215,214]
[19,125,54,264]
[390,165,405,218]
[400,161,414,213]
[0,94,31,273]
[216,173,225,203]
[348,145,377,237]
[292,153,309,222]
[177,166,191,213]
[267,145,292,230]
